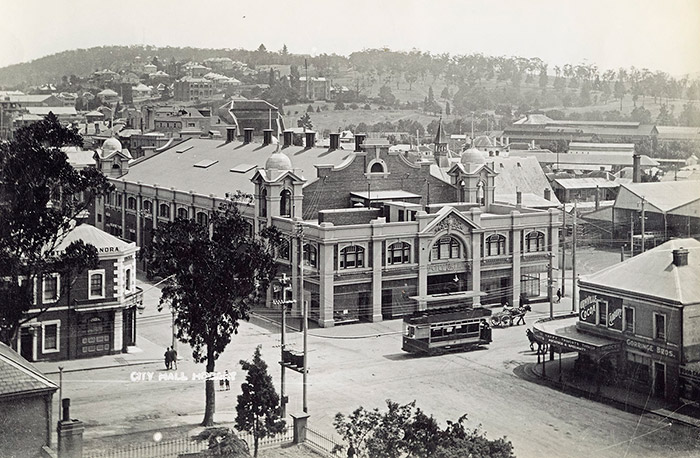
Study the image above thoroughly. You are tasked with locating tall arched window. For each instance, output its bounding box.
[127,196,137,210]
[177,208,189,219]
[477,181,485,206]
[280,189,292,217]
[196,211,208,226]
[339,245,364,269]
[303,243,317,268]
[525,231,546,252]
[430,236,462,260]
[143,200,153,214]
[159,203,170,218]
[260,189,268,217]
[485,234,506,256]
[387,242,411,265]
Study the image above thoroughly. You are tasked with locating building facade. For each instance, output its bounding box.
[15,224,141,362]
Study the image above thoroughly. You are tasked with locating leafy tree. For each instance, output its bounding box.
[280,44,289,56]
[445,101,451,116]
[0,113,112,345]
[145,194,281,426]
[297,113,313,130]
[235,345,286,457]
[306,104,315,113]
[440,87,451,99]
[334,101,346,110]
[333,400,514,458]
[194,427,251,457]
[378,85,396,106]
[614,80,626,111]
[630,106,652,124]
[405,71,418,91]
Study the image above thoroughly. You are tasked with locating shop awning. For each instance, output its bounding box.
[533,318,621,355]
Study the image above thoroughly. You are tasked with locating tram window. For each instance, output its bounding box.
[431,328,443,339]
[407,326,415,338]
[467,323,480,334]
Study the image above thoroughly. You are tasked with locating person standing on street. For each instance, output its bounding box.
[164,347,172,370]
[556,288,562,303]
[170,347,178,370]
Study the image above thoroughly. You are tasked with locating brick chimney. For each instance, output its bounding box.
[94,122,100,134]
[673,247,689,267]
[354,133,366,152]
[225,126,236,143]
[263,129,273,146]
[544,188,551,201]
[243,128,254,144]
[305,131,315,149]
[633,154,641,183]
[283,130,293,147]
[516,190,522,207]
[329,133,340,150]
[594,185,600,210]
[57,398,84,458]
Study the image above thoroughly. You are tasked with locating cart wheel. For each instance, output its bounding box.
[502,317,512,327]
[490,316,500,327]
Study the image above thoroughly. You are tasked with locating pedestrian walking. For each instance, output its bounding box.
[224,370,231,390]
[556,288,562,303]
[164,347,172,370]
[169,347,178,370]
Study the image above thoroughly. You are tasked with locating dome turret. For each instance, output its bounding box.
[264,150,293,171]
[101,137,122,155]
[460,147,486,166]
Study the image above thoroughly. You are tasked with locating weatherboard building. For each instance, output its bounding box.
[93,125,561,327]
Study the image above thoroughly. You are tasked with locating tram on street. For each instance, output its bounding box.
[402,306,492,355]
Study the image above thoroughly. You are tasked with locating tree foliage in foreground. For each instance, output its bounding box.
[144,193,281,426]
[0,113,113,345]
[236,345,285,457]
[333,400,515,458]
[193,427,251,457]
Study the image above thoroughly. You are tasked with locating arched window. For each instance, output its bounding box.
[260,189,268,217]
[280,189,292,217]
[304,243,317,268]
[159,203,170,218]
[485,234,506,256]
[370,162,384,173]
[143,200,153,214]
[525,231,546,252]
[196,211,208,226]
[177,208,189,219]
[477,181,485,206]
[339,245,364,269]
[127,196,137,210]
[431,236,462,261]
[387,242,411,265]
[278,239,290,261]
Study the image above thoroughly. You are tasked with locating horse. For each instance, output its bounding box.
[526,328,548,354]
[511,304,532,325]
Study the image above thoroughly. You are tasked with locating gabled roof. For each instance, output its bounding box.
[422,206,481,234]
[615,181,700,213]
[552,177,621,190]
[0,342,57,398]
[580,238,700,305]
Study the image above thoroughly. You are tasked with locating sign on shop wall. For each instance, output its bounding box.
[579,293,598,324]
[607,299,623,331]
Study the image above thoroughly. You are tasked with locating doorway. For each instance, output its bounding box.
[20,328,34,361]
[654,362,666,398]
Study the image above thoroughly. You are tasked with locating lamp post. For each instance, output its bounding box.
[296,222,308,414]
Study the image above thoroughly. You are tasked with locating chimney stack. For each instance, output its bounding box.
[305,131,315,149]
[354,133,366,152]
[225,126,237,143]
[330,133,340,150]
[95,122,100,134]
[283,130,293,147]
[633,154,641,183]
[673,248,689,267]
[243,128,254,144]
[263,129,273,146]
[516,190,522,206]
[544,188,551,201]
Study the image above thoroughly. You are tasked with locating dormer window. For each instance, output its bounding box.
[370,162,384,173]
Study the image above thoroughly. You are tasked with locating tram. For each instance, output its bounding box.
[402,306,492,355]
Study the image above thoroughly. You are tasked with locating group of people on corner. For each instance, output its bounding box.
[164,346,178,370]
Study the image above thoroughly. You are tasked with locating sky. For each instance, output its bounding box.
[1,0,699,76]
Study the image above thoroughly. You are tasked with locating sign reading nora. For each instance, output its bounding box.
[98,246,120,253]
[579,293,598,324]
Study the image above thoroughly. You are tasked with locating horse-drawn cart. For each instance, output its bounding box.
[490,305,531,327]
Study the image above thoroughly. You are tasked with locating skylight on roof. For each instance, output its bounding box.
[194,159,218,168]
[176,146,193,154]
[230,164,256,173]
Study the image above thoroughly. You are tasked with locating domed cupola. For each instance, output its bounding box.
[264,150,293,171]
[101,137,123,156]
[460,147,486,173]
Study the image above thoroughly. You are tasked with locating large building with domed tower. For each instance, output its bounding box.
[92,121,561,327]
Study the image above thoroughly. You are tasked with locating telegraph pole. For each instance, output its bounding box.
[275,274,292,419]
[630,214,634,257]
[548,253,554,319]
[572,200,577,313]
[297,222,308,414]
[561,204,566,296]
[640,196,646,253]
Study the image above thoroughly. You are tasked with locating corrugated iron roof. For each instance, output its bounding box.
[581,238,700,305]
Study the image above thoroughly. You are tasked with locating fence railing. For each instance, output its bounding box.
[86,437,207,458]
[305,427,344,456]
[86,427,293,458]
